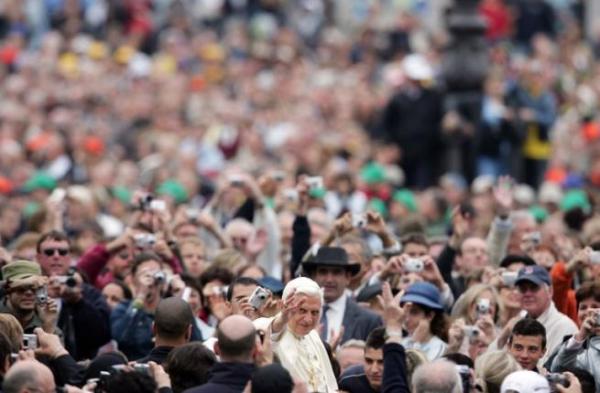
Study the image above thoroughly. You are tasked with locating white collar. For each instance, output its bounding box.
[327,293,347,311]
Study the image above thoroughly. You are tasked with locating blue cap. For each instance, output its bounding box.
[258,276,284,295]
[400,282,443,311]
[515,265,551,287]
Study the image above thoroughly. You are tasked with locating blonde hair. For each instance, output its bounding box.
[178,236,205,250]
[405,349,429,387]
[451,284,503,325]
[212,248,247,271]
[475,350,521,393]
[0,314,24,352]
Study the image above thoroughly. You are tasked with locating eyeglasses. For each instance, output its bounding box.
[42,248,69,257]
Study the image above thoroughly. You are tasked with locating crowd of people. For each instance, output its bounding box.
[0,0,599,392]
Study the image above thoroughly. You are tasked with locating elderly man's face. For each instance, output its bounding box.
[288,295,321,336]
[518,281,551,319]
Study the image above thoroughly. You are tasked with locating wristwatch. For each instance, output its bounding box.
[384,328,403,341]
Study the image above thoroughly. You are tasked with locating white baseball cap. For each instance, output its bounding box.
[501,370,550,393]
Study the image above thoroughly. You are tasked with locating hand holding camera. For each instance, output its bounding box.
[576,309,600,341]
[31,327,68,359]
[38,297,59,333]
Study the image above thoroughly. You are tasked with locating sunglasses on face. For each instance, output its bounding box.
[11,285,40,294]
[42,248,69,257]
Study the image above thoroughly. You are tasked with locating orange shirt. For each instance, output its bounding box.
[550,261,579,325]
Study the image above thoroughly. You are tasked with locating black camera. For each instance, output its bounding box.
[153,271,167,285]
[139,194,154,211]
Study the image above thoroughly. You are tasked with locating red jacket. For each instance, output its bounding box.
[77,244,183,289]
[550,261,579,325]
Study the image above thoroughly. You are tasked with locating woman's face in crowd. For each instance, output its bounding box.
[577,297,600,325]
[102,283,125,310]
[402,303,429,335]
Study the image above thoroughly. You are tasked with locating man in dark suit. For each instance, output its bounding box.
[303,247,382,345]
[183,315,256,393]
[137,297,194,365]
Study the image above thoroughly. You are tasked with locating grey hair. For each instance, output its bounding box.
[337,339,366,356]
[3,367,39,393]
[412,360,463,393]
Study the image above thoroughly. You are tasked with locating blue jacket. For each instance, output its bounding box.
[183,362,255,393]
[339,364,377,393]
[110,301,154,361]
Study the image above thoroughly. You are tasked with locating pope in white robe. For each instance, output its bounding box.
[254,277,338,392]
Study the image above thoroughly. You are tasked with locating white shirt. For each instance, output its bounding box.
[324,294,347,341]
[537,302,578,365]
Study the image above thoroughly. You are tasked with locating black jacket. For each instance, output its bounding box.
[182,362,255,393]
[137,346,174,365]
[58,283,111,361]
[382,343,409,393]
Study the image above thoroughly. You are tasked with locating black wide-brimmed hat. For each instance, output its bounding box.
[302,246,361,276]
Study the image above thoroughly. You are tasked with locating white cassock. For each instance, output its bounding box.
[254,317,338,393]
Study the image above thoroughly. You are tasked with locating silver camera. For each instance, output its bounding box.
[23,334,37,350]
[405,258,424,273]
[35,286,48,305]
[594,311,600,326]
[305,176,323,190]
[463,325,480,343]
[501,271,518,287]
[185,208,200,220]
[149,199,166,212]
[248,287,270,309]
[352,213,367,228]
[133,363,150,375]
[476,298,491,315]
[134,233,156,249]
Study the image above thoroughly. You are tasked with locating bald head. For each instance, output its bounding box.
[216,315,256,362]
[412,360,462,393]
[3,361,55,393]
